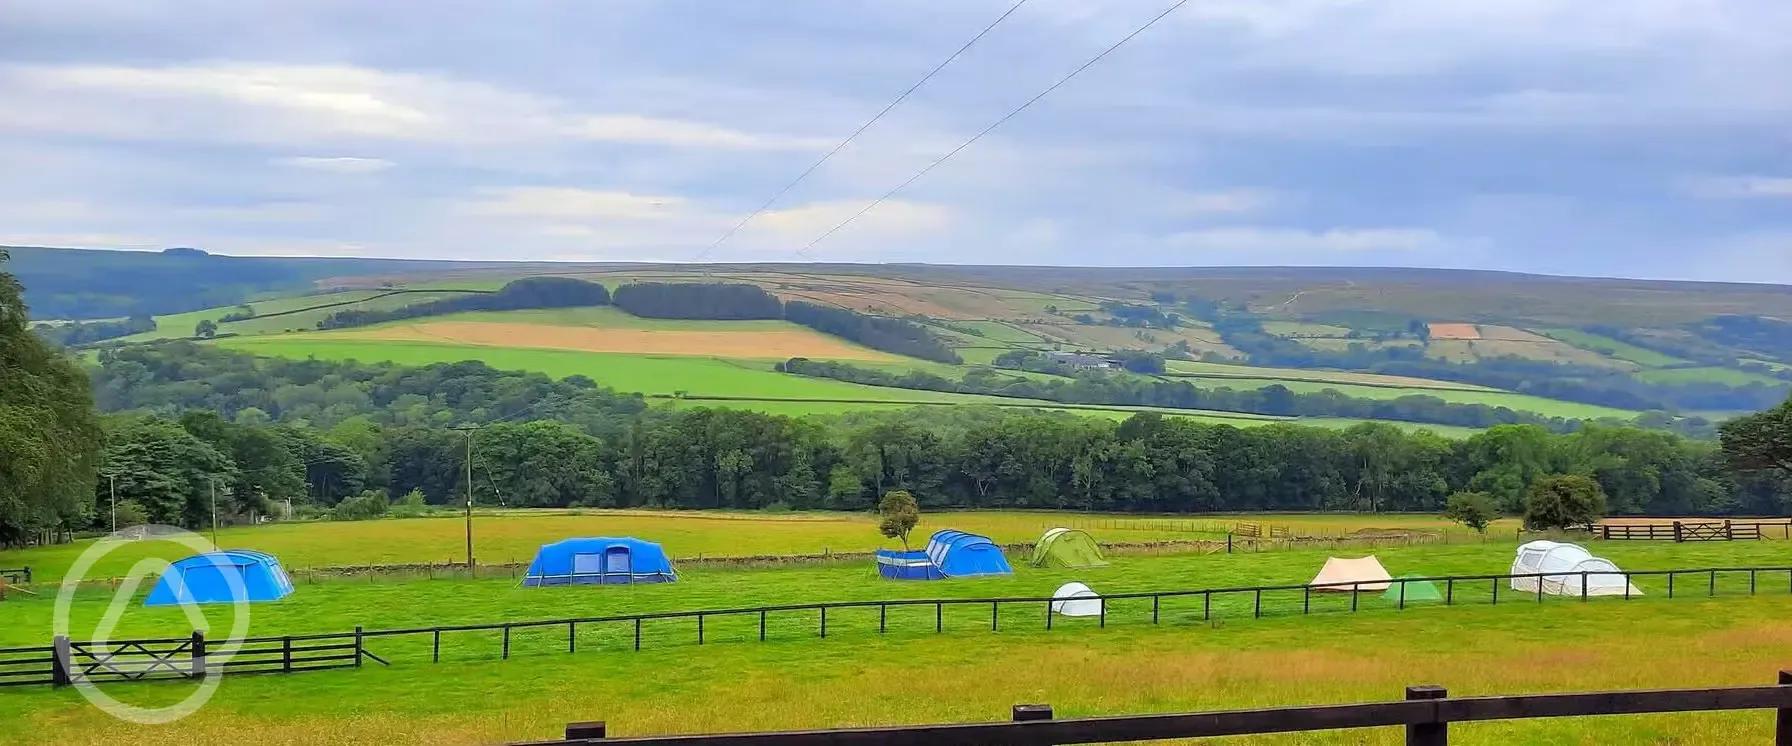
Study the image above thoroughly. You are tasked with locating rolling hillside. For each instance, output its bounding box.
[21,247,1792,431]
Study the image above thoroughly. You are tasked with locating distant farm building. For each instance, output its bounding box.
[1044,351,1119,370]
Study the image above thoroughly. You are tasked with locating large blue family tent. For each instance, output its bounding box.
[875,549,944,580]
[522,537,677,586]
[877,530,1012,580]
[144,550,294,607]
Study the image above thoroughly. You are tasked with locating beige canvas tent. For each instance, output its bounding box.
[1309,556,1393,592]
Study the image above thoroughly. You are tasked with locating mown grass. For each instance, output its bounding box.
[5,541,1792,744]
[0,510,1516,583]
[1168,375,1637,420]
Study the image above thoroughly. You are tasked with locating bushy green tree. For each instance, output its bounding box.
[1523,475,1607,531]
[877,490,920,549]
[0,249,103,545]
[1443,491,1497,534]
[331,490,390,521]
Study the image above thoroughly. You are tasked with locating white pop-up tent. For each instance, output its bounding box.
[1309,556,1393,592]
[1509,541,1641,597]
[1050,582,1103,617]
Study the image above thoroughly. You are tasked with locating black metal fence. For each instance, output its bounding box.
[523,674,1792,745]
[10,565,1791,689]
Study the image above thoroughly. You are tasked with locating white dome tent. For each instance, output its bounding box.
[1509,541,1642,597]
[1050,582,1103,617]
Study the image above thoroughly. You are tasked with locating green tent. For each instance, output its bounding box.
[1030,528,1108,568]
[1381,574,1442,603]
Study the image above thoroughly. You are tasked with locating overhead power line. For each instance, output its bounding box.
[688,0,1034,264]
[790,0,1192,260]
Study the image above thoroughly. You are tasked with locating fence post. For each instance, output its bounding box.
[936,603,943,633]
[1673,521,1683,543]
[565,722,607,741]
[634,619,641,651]
[1152,595,1160,624]
[991,601,999,632]
[1013,704,1053,722]
[51,635,70,687]
[1777,671,1792,745]
[569,621,577,653]
[1669,572,1675,598]
[1303,586,1311,615]
[353,626,363,668]
[1446,578,1454,606]
[433,630,441,662]
[190,630,207,678]
[818,608,825,639]
[1726,520,1734,540]
[1581,572,1588,602]
[1710,570,1718,597]
[502,625,510,660]
[1602,524,1610,541]
[1227,533,1233,554]
[1254,589,1262,618]
[1099,597,1106,628]
[1405,685,1448,746]
[22,567,29,583]
[282,636,292,673]
[1203,591,1211,621]
[1399,580,1407,611]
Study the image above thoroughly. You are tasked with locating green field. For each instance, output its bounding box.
[1539,328,1686,367]
[120,290,484,342]
[1637,366,1787,386]
[215,337,1430,429]
[1162,360,1499,391]
[9,510,1504,584]
[1169,375,1638,420]
[4,536,1790,745]
[413,307,798,332]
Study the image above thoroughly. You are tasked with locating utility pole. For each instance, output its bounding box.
[209,478,220,548]
[451,425,479,575]
[105,473,117,534]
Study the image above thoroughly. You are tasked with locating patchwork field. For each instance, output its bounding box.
[317,321,896,361]
[1541,328,1687,367]
[1638,366,1787,387]
[4,534,1790,745]
[1427,322,1481,340]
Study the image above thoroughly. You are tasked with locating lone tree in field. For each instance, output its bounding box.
[1443,491,1496,534]
[1523,475,1607,531]
[194,319,218,339]
[877,490,920,550]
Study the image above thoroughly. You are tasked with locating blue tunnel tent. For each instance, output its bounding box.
[144,550,294,607]
[875,549,944,580]
[523,537,677,586]
[878,530,1013,580]
[927,530,1013,577]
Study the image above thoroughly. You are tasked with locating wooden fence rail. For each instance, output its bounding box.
[0,567,30,584]
[1600,520,1792,542]
[522,673,1792,745]
[11,565,1792,689]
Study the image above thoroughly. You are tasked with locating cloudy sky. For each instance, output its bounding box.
[2,0,1789,281]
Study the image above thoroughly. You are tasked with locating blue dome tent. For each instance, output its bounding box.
[523,537,677,586]
[877,530,1012,580]
[144,550,294,607]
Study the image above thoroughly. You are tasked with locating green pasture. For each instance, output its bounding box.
[1539,328,1686,367]
[1638,366,1787,387]
[208,337,1337,426]
[5,540,1792,745]
[1162,360,1499,392]
[120,290,484,342]
[404,306,800,332]
[1167,375,1638,421]
[5,508,1491,584]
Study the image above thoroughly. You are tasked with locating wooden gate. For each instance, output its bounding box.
[61,636,199,683]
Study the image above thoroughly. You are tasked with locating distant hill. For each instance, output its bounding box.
[2,246,483,319]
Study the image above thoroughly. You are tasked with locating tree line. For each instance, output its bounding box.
[0,339,1787,543]
[32,315,158,346]
[315,277,608,329]
[610,282,784,320]
[781,357,1596,432]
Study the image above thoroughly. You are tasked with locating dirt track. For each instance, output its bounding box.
[331,321,898,360]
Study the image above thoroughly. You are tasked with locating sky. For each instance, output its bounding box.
[1,0,1789,282]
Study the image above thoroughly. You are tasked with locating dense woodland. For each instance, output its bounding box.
[32,315,157,346]
[784,301,961,363]
[610,282,783,320]
[786,358,1626,434]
